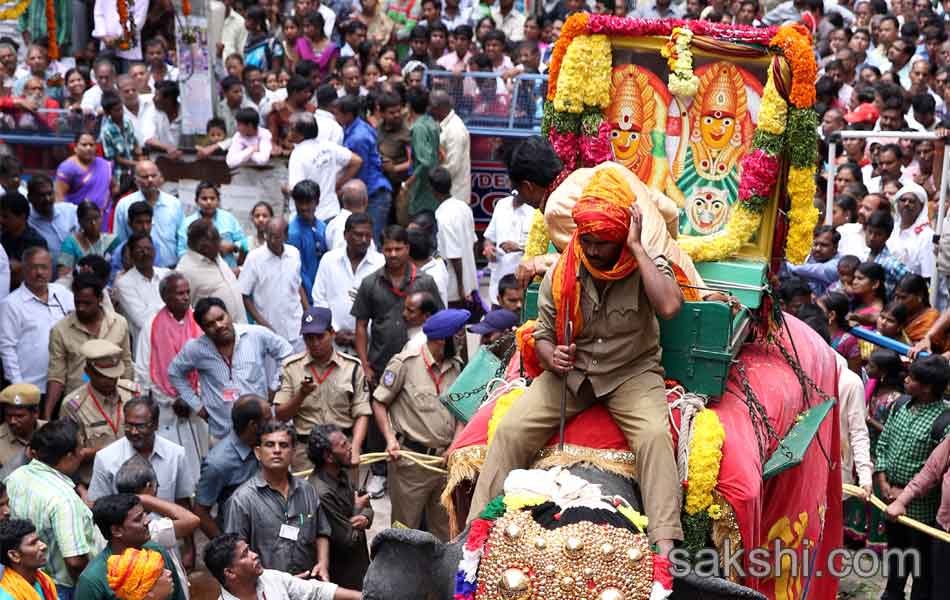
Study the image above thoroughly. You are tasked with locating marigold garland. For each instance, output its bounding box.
[182,0,191,16]
[0,0,31,21]
[786,165,819,264]
[768,24,817,109]
[117,0,131,50]
[661,27,699,98]
[677,203,762,263]
[757,67,787,136]
[786,107,819,168]
[46,0,57,59]
[546,12,589,101]
[684,409,726,515]
[553,34,611,112]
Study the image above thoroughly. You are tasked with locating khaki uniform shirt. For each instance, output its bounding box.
[0,420,46,468]
[274,351,371,436]
[47,310,133,393]
[372,342,461,450]
[61,379,140,484]
[533,256,675,398]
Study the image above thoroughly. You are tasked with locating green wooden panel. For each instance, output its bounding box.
[695,259,769,309]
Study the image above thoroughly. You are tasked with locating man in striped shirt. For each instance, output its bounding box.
[167,297,293,442]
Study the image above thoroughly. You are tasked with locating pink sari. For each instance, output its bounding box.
[150,307,202,397]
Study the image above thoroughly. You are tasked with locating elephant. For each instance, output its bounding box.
[362,465,767,600]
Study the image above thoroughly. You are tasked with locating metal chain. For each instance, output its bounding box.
[444,332,520,406]
[733,360,786,465]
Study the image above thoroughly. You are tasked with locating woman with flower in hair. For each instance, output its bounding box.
[107,548,174,600]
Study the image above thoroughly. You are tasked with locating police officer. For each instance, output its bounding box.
[371,308,469,541]
[0,384,46,471]
[61,339,141,486]
[275,307,371,473]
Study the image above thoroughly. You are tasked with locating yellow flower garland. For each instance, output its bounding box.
[524,209,551,259]
[757,67,787,136]
[0,0,31,20]
[678,203,762,263]
[785,166,819,264]
[553,34,612,113]
[487,388,526,446]
[617,503,650,531]
[684,409,726,515]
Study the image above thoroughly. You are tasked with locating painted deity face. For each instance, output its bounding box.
[700,111,736,151]
[608,108,642,164]
[686,189,730,234]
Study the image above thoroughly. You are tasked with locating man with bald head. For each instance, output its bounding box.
[239,216,307,352]
[113,160,184,268]
[325,180,372,251]
[117,74,153,145]
[429,89,470,205]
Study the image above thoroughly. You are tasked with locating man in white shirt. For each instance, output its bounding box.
[114,232,170,347]
[325,180,374,251]
[314,84,345,146]
[80,58,117,113]
[217,0,249,64]
[888,182,936,279]
[0,247,74,393]
[491,0,526,42]
[430,90,471,205]
[178,220,248,323]
[92,0,150,60]
[203,534,359,600]
[483,192,534,305]
[312,212,384,353]
[432,168,477,307]
[239,216,307,352]
[0,244,9,302]
[407,226,449,305]
[142,81,183,159]
[118,74,154,145]
[87,396,197,504]
[287,112,362,222]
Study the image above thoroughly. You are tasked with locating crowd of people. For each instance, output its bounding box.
[0,0,947,598]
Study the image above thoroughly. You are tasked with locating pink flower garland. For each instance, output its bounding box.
[737,149,780,202]
[580,121,613,166]
[548,129,579,172]
[586,14,777,44]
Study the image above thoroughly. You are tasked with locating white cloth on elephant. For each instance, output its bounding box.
[502,467,608,513]
[135,311,210,466]
[834,353,873,488]
[542,161,706,290]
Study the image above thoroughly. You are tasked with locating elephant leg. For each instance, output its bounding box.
[604,369,684,544]
[468,371,590,522]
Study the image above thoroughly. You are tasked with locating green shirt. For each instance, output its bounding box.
[74,542,186,600]
[4,460,98,587]
[408,114,440,216]
[875,398,950,524]
[18,0,72,55]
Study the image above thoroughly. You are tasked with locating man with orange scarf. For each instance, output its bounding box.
[468,166,685,556]
[0,519,58,600]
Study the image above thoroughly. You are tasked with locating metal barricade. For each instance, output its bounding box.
[0,108,96,145]
[425,69,547,138]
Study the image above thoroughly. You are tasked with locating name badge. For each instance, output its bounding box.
[222,388,240,403]
[279,524,300,541]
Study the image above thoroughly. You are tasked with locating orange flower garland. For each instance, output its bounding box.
[768,24,816,109]
[183,0,191,16]
[46,0,57,59]
[546,12,588,102]
[117,0,130,49]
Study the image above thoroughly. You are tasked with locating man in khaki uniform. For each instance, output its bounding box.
[372,309,469,541]
[0,384,46,470]
[275,307,371,472]
[45,273,133,419]
[468,166,686,557]
[61,339,141,487]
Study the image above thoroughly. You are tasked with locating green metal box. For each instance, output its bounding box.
[695,258,769,309]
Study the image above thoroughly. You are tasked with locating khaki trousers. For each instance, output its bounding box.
[468,369,683,543]
[389,456,451,542]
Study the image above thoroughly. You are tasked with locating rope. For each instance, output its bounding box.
[842,484,950,543]
[668,387,708,484]
[292,450,449,479]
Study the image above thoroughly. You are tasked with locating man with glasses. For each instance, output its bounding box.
[112,160,184,269]
[87,396,197,507]
[0,247,73,399]
[61,340,141,487]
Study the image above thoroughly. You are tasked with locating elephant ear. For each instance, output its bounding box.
[672,572,767,600]
[364,528,460,600]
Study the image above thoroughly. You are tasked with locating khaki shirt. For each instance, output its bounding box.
[0,420,46,468]
[61,379,140,484]
[47,310,133,392]
[372,343,461,450]
[534,256,675,398]
[274,351,371,435]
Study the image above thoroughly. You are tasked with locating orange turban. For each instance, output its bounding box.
[551,167,639,343]
[107,548,166,600]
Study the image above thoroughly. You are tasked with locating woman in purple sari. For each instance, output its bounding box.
[295,11,338,81]
[55,132,113,220]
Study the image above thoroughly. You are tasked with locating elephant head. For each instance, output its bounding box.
[363,465,766,600]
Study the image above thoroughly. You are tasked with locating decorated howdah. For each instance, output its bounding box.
[432,13,841,600]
